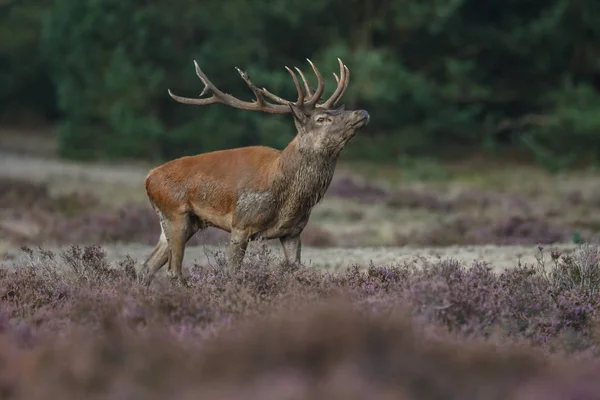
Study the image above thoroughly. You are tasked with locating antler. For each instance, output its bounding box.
[168,58,351,113]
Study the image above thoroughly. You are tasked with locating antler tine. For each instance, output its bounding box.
[252,65,305,106]
[256,63,312,107]
[294,67,313,97]
[285,66,304,105]
[258,87,294,105]
[304,59,325,107]
[333,65,350,106]
[235,66,265,106]
[167,61,223,106]
[193,60,235,102]
[321,58,348,108]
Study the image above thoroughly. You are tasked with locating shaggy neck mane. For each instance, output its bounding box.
[272,137,338,209]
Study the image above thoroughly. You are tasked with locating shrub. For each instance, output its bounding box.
[2,244,600,398]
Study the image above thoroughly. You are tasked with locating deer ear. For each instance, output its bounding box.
[289,103,309,124]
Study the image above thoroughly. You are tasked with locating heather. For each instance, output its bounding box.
[1,243,600,398]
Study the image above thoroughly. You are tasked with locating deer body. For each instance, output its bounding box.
[142,58,369,286]
[145,141,337,238]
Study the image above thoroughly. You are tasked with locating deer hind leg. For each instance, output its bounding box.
[142,234,169,286]
[165,213,201,286]
[143,211,200,287]
[142,210,170,286]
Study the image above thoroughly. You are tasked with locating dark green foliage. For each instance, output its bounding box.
[41,0,300,160]
[0,0,57,122]
[3,0,600,166]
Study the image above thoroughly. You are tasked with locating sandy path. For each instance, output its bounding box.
[3,242,578,275]
[0,152,150,205]
[0,152,148,185]
[95,242,581,273]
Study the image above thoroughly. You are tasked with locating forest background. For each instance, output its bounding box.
[3,0,600,172]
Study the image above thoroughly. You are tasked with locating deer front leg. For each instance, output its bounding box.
[280,234,301,265]
[227,229,249,271]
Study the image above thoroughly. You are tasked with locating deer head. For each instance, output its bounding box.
[167,58,369,157]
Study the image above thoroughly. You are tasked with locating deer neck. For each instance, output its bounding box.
[272,137,338,210]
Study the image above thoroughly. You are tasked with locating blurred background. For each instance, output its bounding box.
[1,0,600,254]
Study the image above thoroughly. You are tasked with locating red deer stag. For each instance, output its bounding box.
[142,58,369,286]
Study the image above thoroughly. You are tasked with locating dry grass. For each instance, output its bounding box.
[1,242,580,276]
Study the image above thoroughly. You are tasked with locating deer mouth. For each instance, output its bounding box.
[350,114,370,129]
[349,110,370,128]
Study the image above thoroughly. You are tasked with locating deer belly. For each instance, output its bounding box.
[258,211,310,240]
[190,203,233,232]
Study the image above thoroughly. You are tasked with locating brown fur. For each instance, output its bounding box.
[142,60,369,286]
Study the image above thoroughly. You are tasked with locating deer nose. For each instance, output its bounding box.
[354,110,370,125]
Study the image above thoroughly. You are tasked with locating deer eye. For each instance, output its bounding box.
[316,116,325,123]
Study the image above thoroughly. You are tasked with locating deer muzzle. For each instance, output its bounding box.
[350,110,370,128]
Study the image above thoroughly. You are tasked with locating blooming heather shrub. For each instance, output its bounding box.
[450,189,533,213]
[4,244,600,345]
[299,224,337,247]
[0,178,98,212]
[401,214,580,246]
[536,244,600,297]
[0,179,49,209]
[386,187,532,213]
[386,187,453,211]
[192,301,546,400]
[513,362,600,400]
[2,176,598,247]
[478,216,574,245]
[326,172,389,204]
[1,244,600,397]
[0,267,65,321]
[405,260,506,335]
[0,301,551,400]
[565,188,600,209]
[495,265,555,340]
